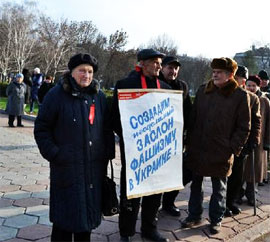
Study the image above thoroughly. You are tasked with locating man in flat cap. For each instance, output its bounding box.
[182,57,251,234]
[158,56,192,217]
[111,49,170,242]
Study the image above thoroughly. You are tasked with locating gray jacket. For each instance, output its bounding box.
[6,81,26,116]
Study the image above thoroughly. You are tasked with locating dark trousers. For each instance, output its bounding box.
[8,115,22,126]
[188,174,227,224]
[162,190,179,208]
[226,155,247,206]
[245,182,255,200]
[119,166,162,237]
[51,225,91,242]
[30,97,40,112]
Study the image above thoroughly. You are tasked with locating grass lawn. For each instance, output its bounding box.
[0,96,39,115]
[0,97,7,110]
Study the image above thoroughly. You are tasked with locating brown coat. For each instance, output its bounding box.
[186,79,251,178]
[244,91,270,183]
[247,92,261,147]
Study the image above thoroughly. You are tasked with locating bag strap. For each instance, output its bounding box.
[109,159,114,181]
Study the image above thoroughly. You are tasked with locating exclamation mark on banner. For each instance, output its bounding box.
[174,140,177,155]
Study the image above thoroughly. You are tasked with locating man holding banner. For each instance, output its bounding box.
[111,49,183,242]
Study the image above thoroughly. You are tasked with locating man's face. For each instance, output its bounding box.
[71,64,93,88]
[141,57,162,77]
[212,69,232,87]
[235,76,246,87]
[246,81,259,93]
[162,63,180,82]
[17,77,23,83]
[260,79,269,88]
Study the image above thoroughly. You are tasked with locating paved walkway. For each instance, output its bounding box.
[0,113,269,241]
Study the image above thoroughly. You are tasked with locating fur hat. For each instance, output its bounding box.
[246,75,261,86]
[211,57,238,74]
[68,53,98,72]
[258,70,269,80]
[137,49,165,61]
[235,65,248,79]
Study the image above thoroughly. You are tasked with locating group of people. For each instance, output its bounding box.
[33,50,270,242]
[5,68,54,127]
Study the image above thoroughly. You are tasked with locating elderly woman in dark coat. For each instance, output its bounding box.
[34,53,115,242]
[244,75,270,205]
[5,73,26,127]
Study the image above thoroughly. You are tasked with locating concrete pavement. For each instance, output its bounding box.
[0,112,269,241]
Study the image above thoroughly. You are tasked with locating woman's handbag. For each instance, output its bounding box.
[102,160,119,216]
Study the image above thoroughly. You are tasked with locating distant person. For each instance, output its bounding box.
[243,75,270,204]
[158,55,192,217]
[225,66,261,216]
[5,73,26,127]
[258,70,270,99]
[30,67,43,113]
[34,53,115,242]
[38,75,54,104]
[182,58,250,234]
[22,68,32,105]
[258,70,270,182]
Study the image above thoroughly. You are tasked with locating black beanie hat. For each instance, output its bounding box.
[258,70,269,80]
[235,65,248,79]
[246,75,261,86]
[68,53,98,72]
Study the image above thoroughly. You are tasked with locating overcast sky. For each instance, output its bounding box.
[16,0,270,58]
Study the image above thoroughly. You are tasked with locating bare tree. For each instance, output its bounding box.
[73,22,105,65]
[102,30,130,88]
[146,33,178,55]
[76,21,99,45]
[0,16,13,80]
[37,17,86,76]
[180,55,211,94]
[0,1,38,73]
[255,45,270,70]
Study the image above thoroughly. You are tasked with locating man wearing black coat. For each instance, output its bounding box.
[158,56,192,217]
[38,75,54,104]
[34,53,115,242]
[111,49,170,242]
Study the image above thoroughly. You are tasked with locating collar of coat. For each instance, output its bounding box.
[159,72,188,98]
[61,71,100,96]
[204,78,238,97]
